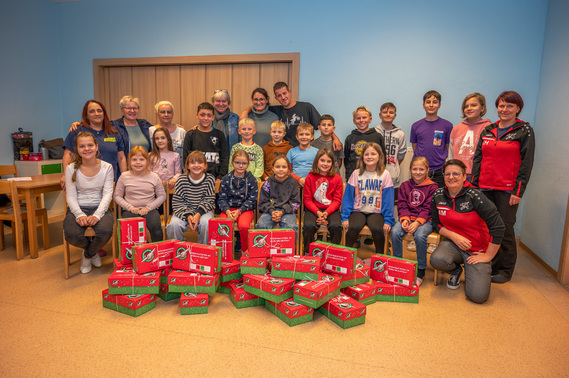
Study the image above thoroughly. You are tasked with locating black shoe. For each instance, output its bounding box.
[491,274,511,284]
[446,267,462,290]
[417,268,426,280]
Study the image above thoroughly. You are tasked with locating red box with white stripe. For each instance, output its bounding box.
[370,254,417,288]
[308,241,356,276]
[173,241,222,275]
[248,229,295,258]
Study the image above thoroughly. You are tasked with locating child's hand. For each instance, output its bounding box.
[407,221,419,234]
[299,178,306,187]
[272,210,283,222]
[76,216,89,227]
[383,224,391,234]
[342,220,349,229]
[139,207,150,216]
[86,215,99,226]
[401,219,410,232]
[168,178,176,189]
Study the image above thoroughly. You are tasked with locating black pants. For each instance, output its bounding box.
[122,209,164,243]
[483,190,518,279]
[429,168,444,188]
[63,207,113,258]
[303,210,342,254]
[345,212,385,254]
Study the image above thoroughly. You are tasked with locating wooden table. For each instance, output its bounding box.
[14,173,62,259]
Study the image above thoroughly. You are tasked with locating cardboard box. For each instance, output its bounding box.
[113,258,128,270]
[167,270,219,294]
[373,281,420,303]
[108,268,160,295]
[370,254,417,288]
[180,293,209,315]
[117,217,147,265]
[309,241,356,276]
[132,240,176,274]
[229,282,265,308]
[341,283,377,305]
[243,274,295,303]
[265,300,314,327]
[293,273,342,308]
[248,229,295,258]
[158,269,180,301]
[340,263,371,288]
[271,255,321,281]
[240,252,269,275]
[102,289,156,317]
[220,260,242,282]
[173,241,222,275]
[209,218,234,263]
[318,294,367,329]
[218,279,242,294]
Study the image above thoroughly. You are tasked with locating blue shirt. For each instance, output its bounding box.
[286,146,319,178]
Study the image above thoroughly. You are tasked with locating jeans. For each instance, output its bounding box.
[345,212,385,254]
[430,239,492,304]
[63,207,113,259]
[391,220,433,270]
[122,209,163,243]
[256,211,298,243]
[166,211,214,245]
[302,210,342,254]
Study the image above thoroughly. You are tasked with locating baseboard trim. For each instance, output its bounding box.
[519,240,558,278]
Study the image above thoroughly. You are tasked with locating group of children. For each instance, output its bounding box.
[66,89,490,287]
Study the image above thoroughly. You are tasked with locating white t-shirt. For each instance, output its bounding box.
[65,161,114,220]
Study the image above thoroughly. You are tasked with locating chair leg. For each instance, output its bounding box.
[63,229,70,279]
[0,224,5,250]
[40,212,50,250]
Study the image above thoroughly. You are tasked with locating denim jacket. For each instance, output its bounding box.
[111,117,152,154]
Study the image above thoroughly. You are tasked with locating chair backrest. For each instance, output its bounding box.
[0,181,22,220]
[0,165,17,178]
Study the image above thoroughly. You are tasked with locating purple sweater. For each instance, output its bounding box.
[397,177,438,225]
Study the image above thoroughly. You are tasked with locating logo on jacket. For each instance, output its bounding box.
[460,202,471,211]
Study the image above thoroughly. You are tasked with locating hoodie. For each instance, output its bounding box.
[218,171,258,214]
[258,174,300,215]
[375,124,407,187]
[450,118,491,175]
[262,140,292,180]
[343,128,387,180]
[397,177,437,224]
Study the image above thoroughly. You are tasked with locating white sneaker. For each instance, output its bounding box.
[91,253,102,268]
[80,253,92,274]
[407,241,416,251]
[427,243,437,253]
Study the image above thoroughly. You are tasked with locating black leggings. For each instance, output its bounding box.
[302,210,342,254]
[345,212,385,254]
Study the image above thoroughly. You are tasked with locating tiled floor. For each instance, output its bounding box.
[1,223,568,377]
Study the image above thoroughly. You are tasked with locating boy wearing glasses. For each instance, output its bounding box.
[228,118,264,180]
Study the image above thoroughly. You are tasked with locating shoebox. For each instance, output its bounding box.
[340,263,371,288]
[173,241,222,275]
[113,258,128,270]
[132,240,176,274]
[309,241,356,276]
[108,267,160,295]
[240,252,269,275]
[209,218,234,263]
[265,300,314,327]
[318,294,367,329]
[373,281,420,304]
[117,217,147,265]
[271,255,321,281]
[221,260,242,282]
[218,279,242,294]
[341,283,377,305]
[243,274,296,303]
[102,289,156,317]
[180,293,209,315]
[167,270,219,294]
[248,229,295,258]
[158,269,180,301]
[293,273,342,309]
[370,254,417,288]
[230,282,265,308]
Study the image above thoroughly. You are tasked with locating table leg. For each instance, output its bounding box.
[25,189,39,258]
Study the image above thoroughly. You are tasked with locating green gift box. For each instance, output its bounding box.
[265,300,314,327]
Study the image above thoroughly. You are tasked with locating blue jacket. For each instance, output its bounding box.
[111,117,152,154]
[225,112,241,151]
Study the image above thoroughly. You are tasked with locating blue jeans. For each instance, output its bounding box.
[430,239,492,304]
[166,211,214,245]
[256,212,298,242]
[391,221,433,270]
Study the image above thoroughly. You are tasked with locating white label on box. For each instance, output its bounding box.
[325,264,346,274]
[190,263,211,273]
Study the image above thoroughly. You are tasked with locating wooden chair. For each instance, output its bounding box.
[402,232,442,285]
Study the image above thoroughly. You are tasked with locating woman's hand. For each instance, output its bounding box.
[407,221,419,234]
[466,252,492,265]
[509,194,521,206]
[451,234,472,251]
[129,207,140,215]
[383,224,391,233]
[76,216,89,227]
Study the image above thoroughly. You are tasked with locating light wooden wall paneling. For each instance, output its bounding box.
[205,64,232,106]
[180,65,206,131]
[232,64,261,118]
[260,63,292,105]
[102,67,111,114]
[155,66,181,127]
[132,66,157,124]
[108,67,133,120]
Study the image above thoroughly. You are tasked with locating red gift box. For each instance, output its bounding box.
[218,278,242,294]
[318,294,367,329]
[167,270,219,294]
[341,282,377,305]
[293,273,342,308]
[230,281,265,308]
[240,252,269,275]
[108,267,160,295]
[243,274,296,303]
[173,241,222,275]
[373,280,420,303]
[271,255,321,281]
[370,254,417,288]
[220,260,242,282]
[132,240,176,274]
[180,293,209,315]
[102,289,156,317]
[209,218,234,263]
[265,299,314,326]
[340,263,370,288]
[309,241,356,276]
[248,229,295,258]
[117,218,147,265]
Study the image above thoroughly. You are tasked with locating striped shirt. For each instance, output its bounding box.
[172,173,215,220]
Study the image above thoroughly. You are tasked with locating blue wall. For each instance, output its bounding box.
[521,0,569,271]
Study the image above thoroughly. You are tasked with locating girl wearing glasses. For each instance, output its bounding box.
[430,159,505,303]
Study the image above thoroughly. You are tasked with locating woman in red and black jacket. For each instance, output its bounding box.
[471,91,535,284]
[430,160,505,304]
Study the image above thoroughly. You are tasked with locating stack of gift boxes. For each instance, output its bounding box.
[102,218,420,326]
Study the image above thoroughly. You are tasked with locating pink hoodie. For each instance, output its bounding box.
[450,118,491,174]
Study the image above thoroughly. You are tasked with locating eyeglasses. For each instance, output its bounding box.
[444,172,463,178]
[233,161,248,166]
[124,107,139,111]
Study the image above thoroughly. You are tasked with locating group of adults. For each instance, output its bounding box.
[60,83,534,304]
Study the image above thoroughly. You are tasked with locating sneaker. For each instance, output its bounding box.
[447,273,461,290]
[491,274,511,284]
[427,243,436,253]
[98,249,107,257]
[407,241,416,251]
[416,277,424,286]
[80,253,92,274]
[91,253,102,268]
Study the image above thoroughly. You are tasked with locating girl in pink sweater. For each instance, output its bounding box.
[114,146,166,242]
